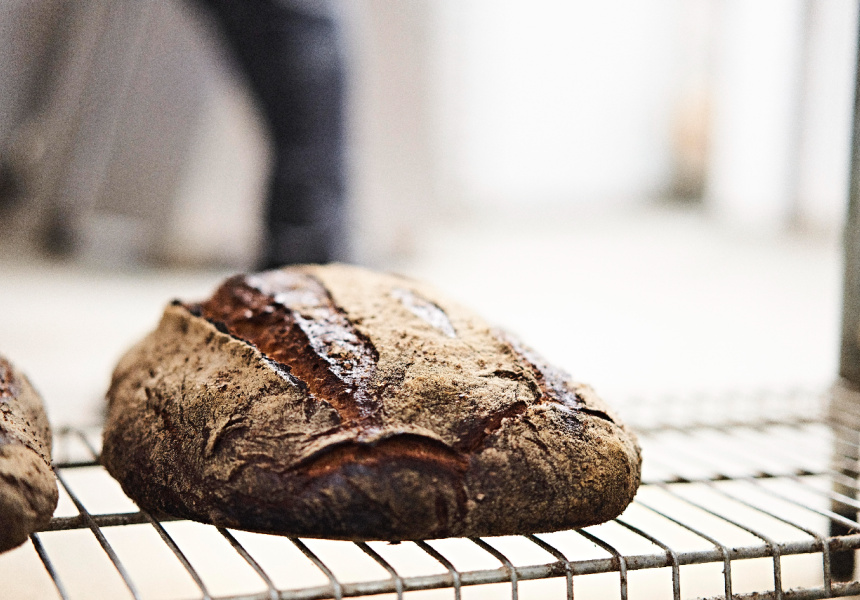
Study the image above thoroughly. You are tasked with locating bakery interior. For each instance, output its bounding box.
[0,1,857,599]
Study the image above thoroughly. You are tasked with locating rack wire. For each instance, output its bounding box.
[5,386,860,600]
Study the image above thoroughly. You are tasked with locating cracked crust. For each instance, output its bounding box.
[0,356,58,553]
[102,264,641,540]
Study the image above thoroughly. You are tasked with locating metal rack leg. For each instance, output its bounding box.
[831,382,860,581]
[831,0,860,581]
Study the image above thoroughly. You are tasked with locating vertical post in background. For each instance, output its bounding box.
[830,7,860,582]
[841,12,860,389]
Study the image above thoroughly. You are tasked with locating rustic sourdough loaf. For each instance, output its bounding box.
[0,355,58,552]
[102,264,641,540]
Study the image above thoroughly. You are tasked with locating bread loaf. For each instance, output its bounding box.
[0,355,58,552]
[102,264,641,540]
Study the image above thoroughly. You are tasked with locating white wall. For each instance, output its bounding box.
[706,0,810,228]
[345,0,859,263]
[700,0,857,231]
[433,0,684,209]
[795,0,858,230]
[425,0,857,230]
[345,1,440,265]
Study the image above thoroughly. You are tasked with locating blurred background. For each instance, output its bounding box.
[0,0,856,425]
[0,3,859,598]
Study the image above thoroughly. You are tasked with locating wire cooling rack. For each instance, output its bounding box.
[6,386,860,600]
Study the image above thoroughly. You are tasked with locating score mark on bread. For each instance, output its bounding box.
[102,264,641,540]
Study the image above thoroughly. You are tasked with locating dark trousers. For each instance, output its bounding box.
[197,0,346,268]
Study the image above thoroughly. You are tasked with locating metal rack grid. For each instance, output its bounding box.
[10,386,860,600]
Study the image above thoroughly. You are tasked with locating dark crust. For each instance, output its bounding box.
[102,264,642,540]
[494,330,586,412]
[111,431,471,540]
[494,330,617,423]
[0,358,21,401]
[188,271,564,452]
[0,355,58,553]
[455,401,529,453]
[294,433,469,476]
[0,356,52,463]
[191,271,382,425]
[390,287,457,337]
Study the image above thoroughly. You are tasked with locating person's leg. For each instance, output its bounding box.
[197,0,346,267]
